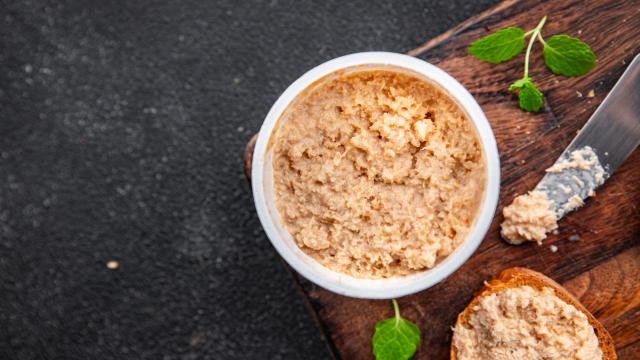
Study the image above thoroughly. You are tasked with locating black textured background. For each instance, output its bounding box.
[0,1,498,359]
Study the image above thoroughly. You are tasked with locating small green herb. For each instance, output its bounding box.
[372,299,421,360]
[468,16,596,112]
[542,35,596,76]
[509,77,543,112]
[467,27,525,64]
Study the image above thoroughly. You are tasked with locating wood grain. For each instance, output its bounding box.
[245,0,640,358]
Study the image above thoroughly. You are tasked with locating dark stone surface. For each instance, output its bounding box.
[0,0,498,359]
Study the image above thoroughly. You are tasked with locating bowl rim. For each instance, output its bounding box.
[252,52,500,299]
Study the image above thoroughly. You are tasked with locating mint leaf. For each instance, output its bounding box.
[468,27,526,64]
[372,300,421,360]
[543,35,596,76]
[509,78,543,112]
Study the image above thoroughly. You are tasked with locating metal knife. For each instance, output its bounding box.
[535,54,640,220]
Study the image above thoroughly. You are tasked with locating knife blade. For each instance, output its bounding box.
[535,54,640,219]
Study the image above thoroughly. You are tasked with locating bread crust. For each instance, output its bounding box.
[451,267,617,360]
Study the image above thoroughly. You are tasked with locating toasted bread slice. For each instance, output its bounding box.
[451,267,616,360]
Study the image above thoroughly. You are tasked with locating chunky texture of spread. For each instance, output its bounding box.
[453,286,603,360]
[272,69,485,278]
[500,191,557,245]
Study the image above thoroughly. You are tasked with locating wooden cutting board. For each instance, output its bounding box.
[245,0,640,358]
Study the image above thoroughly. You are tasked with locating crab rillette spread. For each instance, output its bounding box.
[271,68,486,278]
[452,286,603,360]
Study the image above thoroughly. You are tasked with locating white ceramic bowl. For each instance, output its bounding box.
[252,52,500,299]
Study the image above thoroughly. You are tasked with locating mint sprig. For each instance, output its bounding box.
[468,16,596,112]
[372,299,421,360]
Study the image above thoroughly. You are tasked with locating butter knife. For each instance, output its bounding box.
[535,54,640,219]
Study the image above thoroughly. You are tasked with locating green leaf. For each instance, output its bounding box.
[509,78,543,112]
[542,34,596,76]
[468,27,526,64]
[372,300,421,360]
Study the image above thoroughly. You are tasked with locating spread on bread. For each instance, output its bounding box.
[453,285,602,360]
[452,268,616,360]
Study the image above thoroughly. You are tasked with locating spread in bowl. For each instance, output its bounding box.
[271,67,486,279]
[252,52,499,298]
